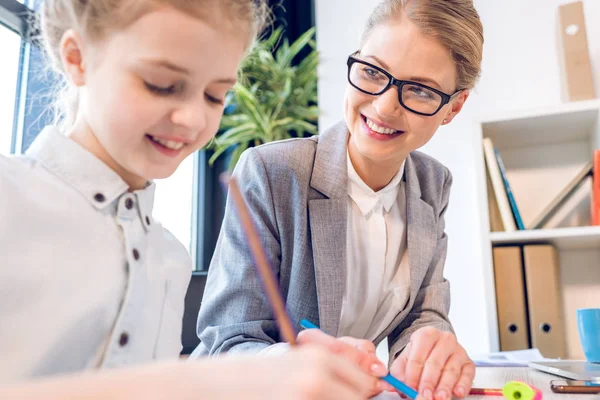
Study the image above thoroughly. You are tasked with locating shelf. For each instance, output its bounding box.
[480,99,600,125]
[479,99,600,150]
[490,226,600,250]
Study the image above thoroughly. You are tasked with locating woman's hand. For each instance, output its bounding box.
[390,327,475,400]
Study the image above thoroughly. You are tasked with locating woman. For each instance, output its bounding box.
[196,1,483,399]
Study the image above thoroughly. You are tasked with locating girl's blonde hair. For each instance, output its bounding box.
[39,0,269,130]
[362,0,483,90]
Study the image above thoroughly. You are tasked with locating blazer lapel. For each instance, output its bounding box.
[308,121,349,336]
[404,155,437,296]
[373,154,437,344]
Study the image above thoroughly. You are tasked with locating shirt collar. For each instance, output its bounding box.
[347,151,405,216]
[25,126,156,218]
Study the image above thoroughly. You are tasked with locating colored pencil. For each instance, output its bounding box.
[224,175,297,345]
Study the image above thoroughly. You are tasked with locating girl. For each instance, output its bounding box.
[196,1,484,399]
[0,0,379,398]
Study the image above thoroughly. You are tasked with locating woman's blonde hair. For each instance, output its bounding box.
[362,0,483,90]
[39,0,269,130]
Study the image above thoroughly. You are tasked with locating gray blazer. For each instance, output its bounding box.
[194,120,454,363]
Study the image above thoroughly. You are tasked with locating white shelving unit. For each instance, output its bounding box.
[476,99,600,359]
[490,226,600,250]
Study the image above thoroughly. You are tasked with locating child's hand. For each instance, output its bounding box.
[0,348,373,400]
[202,344,374,400]
[272,345,374,400]
[297,329,394,397]
[390,327,475,400]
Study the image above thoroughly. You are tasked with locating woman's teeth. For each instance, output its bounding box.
[149,135,185,150]
[366,118,399,135]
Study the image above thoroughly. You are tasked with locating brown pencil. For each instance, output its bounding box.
[222,174,297,346]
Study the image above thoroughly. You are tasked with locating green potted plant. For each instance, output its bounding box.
[207,26,319,170]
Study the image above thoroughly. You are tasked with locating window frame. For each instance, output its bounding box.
[0,0,34,38]
[0,0,35,155]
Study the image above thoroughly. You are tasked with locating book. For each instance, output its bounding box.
[528,161,593,229]
[592,150,600,225]
[486,166,505,232]
[494,148,525,230]
[483,138,516,231]
[543,176,591,229]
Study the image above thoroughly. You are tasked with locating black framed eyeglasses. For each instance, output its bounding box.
[347,53,462,116]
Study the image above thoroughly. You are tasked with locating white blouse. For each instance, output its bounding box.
[338,152,410,341]
[0,126,192,383]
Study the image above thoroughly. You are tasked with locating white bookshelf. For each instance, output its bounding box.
[476,100,600,360]
[490,226,600,250]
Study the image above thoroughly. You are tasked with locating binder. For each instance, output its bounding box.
[557,1,595,101]
[522,245,567,359]
[492,246,530,351]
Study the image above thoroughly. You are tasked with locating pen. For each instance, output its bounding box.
[300,319,419,400]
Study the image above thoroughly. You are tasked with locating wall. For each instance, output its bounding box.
[315,0,600,355]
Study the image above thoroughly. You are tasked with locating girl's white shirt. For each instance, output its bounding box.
[0,126,192,383]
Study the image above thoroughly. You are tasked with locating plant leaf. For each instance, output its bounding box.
[213,26,320,170]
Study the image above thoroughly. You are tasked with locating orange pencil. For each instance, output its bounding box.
[471,381,542,399]
[469,388,503,396]
[223,175,297,346]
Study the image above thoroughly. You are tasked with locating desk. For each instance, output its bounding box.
[374,367,595,399]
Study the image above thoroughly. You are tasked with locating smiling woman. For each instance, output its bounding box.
[196,1,483,400]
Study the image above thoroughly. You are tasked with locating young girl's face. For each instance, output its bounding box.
[344,17,469,168]
[66,7,247,188]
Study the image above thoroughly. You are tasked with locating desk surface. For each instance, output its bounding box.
[374,367,596,399]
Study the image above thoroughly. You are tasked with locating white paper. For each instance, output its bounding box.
[470,348,555,367]
[372,391,402,400]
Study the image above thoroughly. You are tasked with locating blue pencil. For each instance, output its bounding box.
[299,319,418,399]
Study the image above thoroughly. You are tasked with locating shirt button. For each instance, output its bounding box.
[125,198,134,209]
[94,193,106,203]
[132,249,140,260]
[119,332,129,347]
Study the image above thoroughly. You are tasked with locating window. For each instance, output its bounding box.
[0,27,20,155]
[153,156,195,254]
[0,0,28,156]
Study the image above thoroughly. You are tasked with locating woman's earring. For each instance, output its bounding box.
[443,119,447,124]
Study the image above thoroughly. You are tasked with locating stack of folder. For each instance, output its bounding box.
[492,244,567,359]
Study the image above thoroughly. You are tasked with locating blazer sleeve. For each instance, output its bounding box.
[195,147,283,356]
[387,167,454,363]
